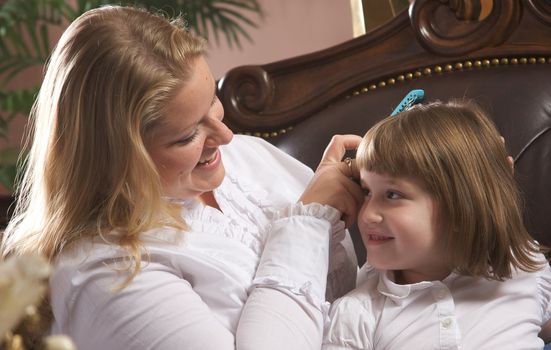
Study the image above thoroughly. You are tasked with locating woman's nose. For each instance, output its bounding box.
[205,110,234,147]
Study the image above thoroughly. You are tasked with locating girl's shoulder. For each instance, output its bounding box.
[325,268,380,350]
[531,260,551,321]
[331,264,381,311]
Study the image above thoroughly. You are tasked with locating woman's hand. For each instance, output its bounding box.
[500,136,514,173]
[299,135,364,228]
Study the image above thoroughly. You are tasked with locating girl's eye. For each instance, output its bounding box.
[386,191,402,199]
[362,188,371,197]
[177,129,199,145]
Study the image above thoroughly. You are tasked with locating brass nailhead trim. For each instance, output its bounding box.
[240,56,550,139]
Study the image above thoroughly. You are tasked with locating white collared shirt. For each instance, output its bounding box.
[324,260,551,350]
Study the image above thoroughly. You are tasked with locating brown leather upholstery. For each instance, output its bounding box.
[218,1,551,264]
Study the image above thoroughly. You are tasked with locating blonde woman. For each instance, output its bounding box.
[1,6,362,350]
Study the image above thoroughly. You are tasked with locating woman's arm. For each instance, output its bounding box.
[55,263,236,350]
[237,134,363,350]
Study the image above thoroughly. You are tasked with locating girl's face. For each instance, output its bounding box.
[358,170,451,284]
[145,56,234,199]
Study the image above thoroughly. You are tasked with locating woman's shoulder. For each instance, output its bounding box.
[222,135,312,178]
[220,135,313,203]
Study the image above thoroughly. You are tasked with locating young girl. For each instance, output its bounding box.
[323,100,551,349]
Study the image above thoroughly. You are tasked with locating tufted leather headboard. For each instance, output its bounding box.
[218,0,551,264]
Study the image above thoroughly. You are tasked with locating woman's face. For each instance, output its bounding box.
[145,56,233,199]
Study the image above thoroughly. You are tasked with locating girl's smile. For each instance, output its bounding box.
[358,170,451,284]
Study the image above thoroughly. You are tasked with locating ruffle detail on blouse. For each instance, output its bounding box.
[181,200,266,256]
[223,172,273,210]
[271,202,343,227]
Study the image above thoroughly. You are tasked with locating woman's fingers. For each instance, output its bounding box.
[299,134,365,227]
[300,161,363,228]
[340,175,365,228]
[341,157,360,181]
[500,136,515,173]
[320,135,362,164]
[507,156,514,174]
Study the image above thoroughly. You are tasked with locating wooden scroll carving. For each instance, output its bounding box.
[411,0,521,56]
[217,66,274,131]
[218,0,551,134]
[527,0,551,25]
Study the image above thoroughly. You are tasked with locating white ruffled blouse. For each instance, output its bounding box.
[50,135,357,350]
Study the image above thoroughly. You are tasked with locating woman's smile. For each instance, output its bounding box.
[196,149,221,168]
[145,56,234,199]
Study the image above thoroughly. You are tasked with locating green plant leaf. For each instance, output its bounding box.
[0,147,22,191]
[0,0,67,83]
[0,87,39,117]
[0,164,17,191]
[0,146,20,166]
[122,0,262,49]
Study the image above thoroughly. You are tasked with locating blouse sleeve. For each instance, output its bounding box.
[56,260,237,350]
[236,202,345,350]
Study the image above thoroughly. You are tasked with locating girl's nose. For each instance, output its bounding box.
[358,199,383,225]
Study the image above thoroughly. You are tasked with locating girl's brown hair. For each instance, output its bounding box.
[357,100,544,280]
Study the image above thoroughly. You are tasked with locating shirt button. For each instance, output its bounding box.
[441,318,453,329]
[435,289,447,299]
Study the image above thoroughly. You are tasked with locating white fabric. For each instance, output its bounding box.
[50,135,357,350]
[323,259,551,350]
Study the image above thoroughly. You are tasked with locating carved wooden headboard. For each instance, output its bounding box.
[218,0,551,263]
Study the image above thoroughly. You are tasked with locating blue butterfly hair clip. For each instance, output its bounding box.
[390,89,425,116]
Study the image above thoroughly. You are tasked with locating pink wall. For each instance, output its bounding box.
[207,0,354,78]
[4,0,354,91]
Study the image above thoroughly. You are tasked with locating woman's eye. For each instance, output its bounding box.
[177,130,199,145]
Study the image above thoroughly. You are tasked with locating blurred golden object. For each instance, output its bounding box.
[0,254,50,336]
[0,254,76,349]
[42,335,76,350]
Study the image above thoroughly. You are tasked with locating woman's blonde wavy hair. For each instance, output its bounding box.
[357,100,545,280]
[1,6,206,285]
